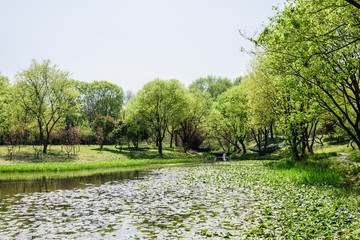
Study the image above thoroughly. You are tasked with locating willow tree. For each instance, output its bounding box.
[207,85,248,153]
[15,59,79,153]
[127,79,186,155]
[178,91,210,153]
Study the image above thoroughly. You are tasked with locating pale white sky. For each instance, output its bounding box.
[0,0,285,92]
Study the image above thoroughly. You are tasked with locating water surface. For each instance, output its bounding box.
[0,164,358,239]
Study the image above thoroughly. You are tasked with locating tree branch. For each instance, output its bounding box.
[344,0,360,9]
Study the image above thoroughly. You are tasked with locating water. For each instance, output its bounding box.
[0,165,248,239]
[0,170,146,199]
[0,164,358,239]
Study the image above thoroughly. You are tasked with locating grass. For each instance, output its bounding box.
[0,158,200,173]
[0,144,201,174]
[267,160,343,186]
[229,137,360,193]
[0,144,196,164]
[0,163,200,180]
[313,137,356,154]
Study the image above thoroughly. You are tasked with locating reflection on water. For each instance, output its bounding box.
[0,170,146,199]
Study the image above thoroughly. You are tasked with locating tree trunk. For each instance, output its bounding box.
[251,128,262,155]
[262,128,268,155]
[158,139,163,156]
[300,134,307,159]
[240,140,246,154]
[175,133,178,147]
[169,129,174,148]
[289,129,301,161]
[307,120,318,154]
[43,142,48,153]
[134,140,139,150]
[291,142,301,161]
[183,145,188,153]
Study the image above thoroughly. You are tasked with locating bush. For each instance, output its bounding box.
[202,152,216,161]
[348,152,360,163]
[80,129,97,145]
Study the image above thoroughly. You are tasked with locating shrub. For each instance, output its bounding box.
[202,152,216,161]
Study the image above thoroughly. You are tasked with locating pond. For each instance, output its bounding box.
[0,169,148,199]
[0,163,359,239]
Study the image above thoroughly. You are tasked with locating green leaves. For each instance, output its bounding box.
[207,85,248,152]
[14,59,80,153]
[246,0,360,156]
[126,79,187,154]
[189,76,233,99]
[76,80,124,121]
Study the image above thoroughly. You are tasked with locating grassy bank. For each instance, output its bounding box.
[0,144,196,164]
[0,157,200,173]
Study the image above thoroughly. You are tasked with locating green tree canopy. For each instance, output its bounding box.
[14,59,79,153]
[127,78,186,155]
[178,91,210,153]
[76,80,124,121]
[0,73,11,132]
[208,85,248,153]
[254,0,360,151]
[92,114,117,149]
[189,75,233,99]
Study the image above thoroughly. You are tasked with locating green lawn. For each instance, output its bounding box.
[0,144,197,164]
[0,158,200,173]
[0,144,201,173]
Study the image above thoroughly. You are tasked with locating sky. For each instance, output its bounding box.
[0,0,286,93]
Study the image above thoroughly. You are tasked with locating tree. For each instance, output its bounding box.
[243,57,321,159]
[0,73,12,133]
[242,60,277,156]
[61,124,81,158]
[4,127,21,160]
[207,85,248,153]
[14,59,79,153]
[189,76,233,99]
[233,76,243,86]
[76,80,124,121]
[124,90,135,106]
[178,91,210,153]
[254,0,360,151]
[92,114,117,149]
[127,79,186,155]
[344,0,360,9]
[118,117,150,150]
